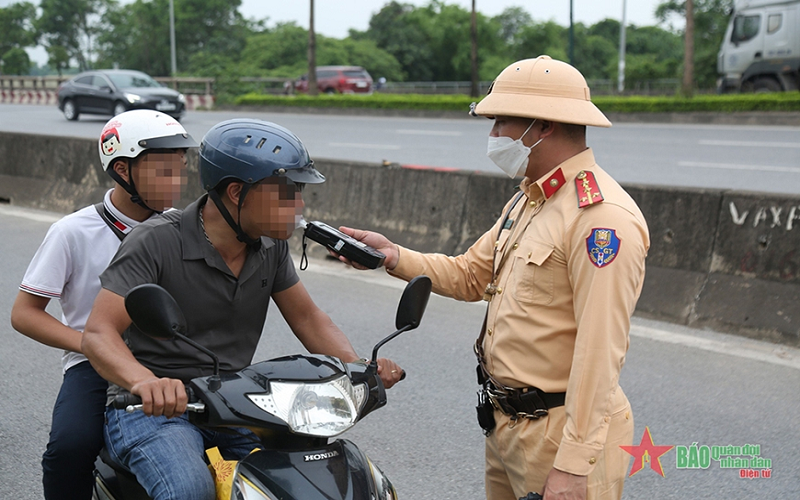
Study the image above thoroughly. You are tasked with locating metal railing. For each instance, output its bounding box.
[0,75,216,95]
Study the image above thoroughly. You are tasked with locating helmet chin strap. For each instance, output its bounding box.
[207,185,261,249]
[106,159,160,213]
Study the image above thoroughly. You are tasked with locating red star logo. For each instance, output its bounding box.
[620,427,674,477]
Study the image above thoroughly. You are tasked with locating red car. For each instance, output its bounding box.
[290,66,373,94]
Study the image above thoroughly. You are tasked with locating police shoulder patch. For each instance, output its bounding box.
[586,228,621,268]
[575,170,604,208]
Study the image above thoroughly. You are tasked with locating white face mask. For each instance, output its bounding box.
[486,119,544,178]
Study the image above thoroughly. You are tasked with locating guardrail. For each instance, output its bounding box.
[0,75,216,95]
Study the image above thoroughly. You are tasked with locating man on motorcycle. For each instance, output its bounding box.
[11,109,197,500]
[82,119,404,500]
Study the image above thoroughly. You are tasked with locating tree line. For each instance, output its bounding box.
[1,0,732,93]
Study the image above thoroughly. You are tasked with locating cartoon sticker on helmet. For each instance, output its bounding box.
[101,128,121,156]
[586,228,620,268]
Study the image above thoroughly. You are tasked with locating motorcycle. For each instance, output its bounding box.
[93,275,432,500]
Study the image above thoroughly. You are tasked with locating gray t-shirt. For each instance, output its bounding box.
[100,194,299,384]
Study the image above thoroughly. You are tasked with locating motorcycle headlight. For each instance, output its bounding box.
[247,376,359,437]
[124,92,141,103]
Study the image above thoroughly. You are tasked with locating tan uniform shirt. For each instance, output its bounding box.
[389,148,649,476]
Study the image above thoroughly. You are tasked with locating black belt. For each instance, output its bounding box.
[487,384,565,420]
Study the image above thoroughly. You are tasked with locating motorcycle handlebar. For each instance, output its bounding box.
[113,392,142,409]
[113,387,200,412]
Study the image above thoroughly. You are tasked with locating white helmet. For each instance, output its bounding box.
[98,109,197,170]
[99,110,197,212]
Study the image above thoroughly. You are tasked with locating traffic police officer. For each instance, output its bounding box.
[334,56,650,500]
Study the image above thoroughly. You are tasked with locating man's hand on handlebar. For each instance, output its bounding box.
[330,227,400,270]
[130,377,188,418]
[376,358,405,389]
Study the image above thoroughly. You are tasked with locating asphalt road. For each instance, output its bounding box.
[1,104,799,195]
[1,204,799,499]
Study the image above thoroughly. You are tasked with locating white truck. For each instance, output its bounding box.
[717,0,800,92]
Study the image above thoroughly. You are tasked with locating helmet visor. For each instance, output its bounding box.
[138,133,198,150]
[280,160,325,185]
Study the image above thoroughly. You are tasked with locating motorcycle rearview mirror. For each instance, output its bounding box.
[124,284,221,391]
[370,275,432,364]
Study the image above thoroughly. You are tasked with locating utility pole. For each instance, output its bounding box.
[470,0,479,97]
[569,0,574,65]
[169,0,177,76]
[618,0,627,93]
[308,0,318,96]
[682,0,695,96]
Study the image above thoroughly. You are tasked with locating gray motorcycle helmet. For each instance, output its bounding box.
[199,119,324,191]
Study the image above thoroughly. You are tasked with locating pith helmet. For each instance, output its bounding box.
[474,55,611,128]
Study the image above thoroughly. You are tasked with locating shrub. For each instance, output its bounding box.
[234,92,800,113]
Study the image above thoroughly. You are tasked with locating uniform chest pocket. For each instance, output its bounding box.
[510,240,555,305]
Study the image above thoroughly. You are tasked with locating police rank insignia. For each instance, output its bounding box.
[575,170,604,208]
[586,228,620,268]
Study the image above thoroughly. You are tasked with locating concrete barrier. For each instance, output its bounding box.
[1,132,798,345]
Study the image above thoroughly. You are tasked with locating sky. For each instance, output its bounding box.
[3,0,676,67]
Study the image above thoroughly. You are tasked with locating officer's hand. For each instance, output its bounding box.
[542,468,587,500]
[376,358,405,389]
[332,227,400,270]
[131,377,188,418]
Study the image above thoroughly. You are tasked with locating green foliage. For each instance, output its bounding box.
[595,93,800,112]
[362,2,435,81]
[11,0,742,94]
[1,46,31,74]
[234,92,800,113]
[656,0,734,88]
[237,23,404,82]
[513,21,569,62]
[235,92,477,111]
[45,44,70,75]
[96,0,171,74]
[37,0,114,71]
[0,2,38,56]
[95,0,249,76]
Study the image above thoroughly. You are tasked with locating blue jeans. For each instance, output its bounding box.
[104,407,260,500]
[42,360,108,500]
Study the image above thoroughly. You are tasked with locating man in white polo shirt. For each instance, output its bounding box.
[10,110,197,500]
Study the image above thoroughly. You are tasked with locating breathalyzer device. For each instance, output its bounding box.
[300,220,386,269]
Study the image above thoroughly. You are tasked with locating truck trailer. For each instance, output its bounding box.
[717,0,800,92]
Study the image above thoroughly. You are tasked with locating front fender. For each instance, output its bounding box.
[231,439,395,500]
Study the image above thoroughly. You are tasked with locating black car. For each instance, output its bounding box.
[57,69,186,121]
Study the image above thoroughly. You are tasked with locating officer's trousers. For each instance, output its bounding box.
[484,389,633,500]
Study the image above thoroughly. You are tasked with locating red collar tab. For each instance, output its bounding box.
[575,170,604,208]
[542,168,566,199]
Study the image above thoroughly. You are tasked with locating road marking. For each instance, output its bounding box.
[678,161,800,174]
[631,324,800,371]
[328,142,401,150]
[0,204,61,223]
[699,139,800,148]
[396,129,462,137]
